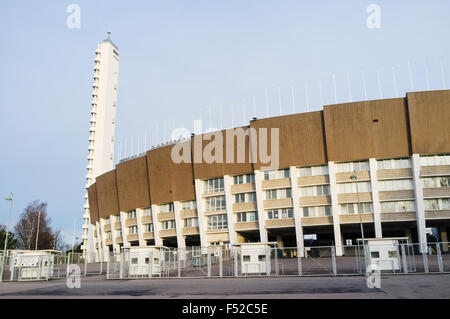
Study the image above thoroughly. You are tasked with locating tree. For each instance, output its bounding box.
[0,225,17,250]
[14,200,58,250]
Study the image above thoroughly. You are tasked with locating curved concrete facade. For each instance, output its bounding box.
[88,90,450,260]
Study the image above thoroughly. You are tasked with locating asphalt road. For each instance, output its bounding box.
[0,274,449,298]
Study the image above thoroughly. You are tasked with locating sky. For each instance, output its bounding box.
[0,0,449,245]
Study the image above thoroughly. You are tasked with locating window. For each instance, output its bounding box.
[381,201,415,213]
[233,174,255,184]
[235,193,245,204]
[207,214,228,230]
[145,224,154,232]
[340,203,373,214]
[205,195,226,211]
[422,177,450,188]
[258,255,266,262]
[142,208,152,216]
[184,218,199,227]
[379,179,413,191]
[205,178,224,193]
[243,255,251,262]
[182,200,197,210]
[267,209,292,219]
[128,225,138,234]
[420,154,450,166]
[265,188,292,200]
[127,210,136,219]
[300,185,330,197]
[377,158,411,170]
[237,211,258,222]
[160,203,174,213]
[264,169,290,180]
[298,165,328,177]
[336,161,369,173]
[162,220,176,230]
[131,258,138,264]
[388,251,398,258]
[425,199,450,211]
[236,192,256,203]
[371,251,380,258]
[337,181,372,193]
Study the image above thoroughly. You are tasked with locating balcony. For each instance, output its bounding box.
[103,224,111,232]
[115,237,123,244]
[127,234,139,242]
[263,198,293,210]
[181,227,200,236]
[143,232,154,240]
[157,212,175,222]
[234,222,259,231]
[141,215,153,224]
[125,218,137,227]
[159,229,177,238]
[114,222,121,230]
[261,178,291,191]
[265,218,295,229]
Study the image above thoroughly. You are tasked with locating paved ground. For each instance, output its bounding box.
[0,274,449,298]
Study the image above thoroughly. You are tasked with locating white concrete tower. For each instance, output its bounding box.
[82,35,120,261]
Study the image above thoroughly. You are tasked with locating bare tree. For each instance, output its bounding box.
[14,200,58,250]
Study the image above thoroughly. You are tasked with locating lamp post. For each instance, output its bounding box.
[349,172,365,243]
[1,193,13,282]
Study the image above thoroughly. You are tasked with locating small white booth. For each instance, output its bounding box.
[357,237,409,272]
[234,242,277,275]
[124,246,169,278]
[8,249,60,281]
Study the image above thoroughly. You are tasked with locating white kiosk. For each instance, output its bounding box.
[124,246,169,278]
[357,237,409,272]
[8,250,60,281]
[234,242,277,275]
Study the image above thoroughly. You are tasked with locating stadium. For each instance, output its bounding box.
[82,39,450,265]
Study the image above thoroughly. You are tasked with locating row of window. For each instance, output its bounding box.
[234,174,255,184]
[160,203,174,213]
[182,200,197,210]
[380,200,415,213]
[339,202,373,214]
[300,185,330,197]
[302,205,331,217]
[420,155,450,166]
[184,217,199,228]
[205,178,224,193]
[337,181,372,193]
[298,165,328,177]
[207,214,228,230]
[424,199,450,211]
[264,169,290,180]
[336,161,369,173]
[422,177,450,188]
[205,195,226,211]
[162,220,176,230]
[378,179,414,191]
[267,208,294,219]
[235,192,257,203]
[266,188,292,200]
[377,158,411,170]
[236,211,258,222]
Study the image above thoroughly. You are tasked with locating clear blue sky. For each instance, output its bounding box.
[0,0,449,245]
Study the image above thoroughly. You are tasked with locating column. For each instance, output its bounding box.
[119,211,130,248]
[369,158,383,238]
[136,209,146,247]
[110,215,120,253]
[174,201,186,259]
[224,175,237,245]
[194,179,208,248]
[254,170,268,243]
[150,205,163,246]
[95,221,102,262]
[99,218,109,261]
[289,166,304,256]
[328,162,343,256]
[411,154,427,252]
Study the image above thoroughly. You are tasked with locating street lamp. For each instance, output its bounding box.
[349,172,365,243]
[1,193,13,282]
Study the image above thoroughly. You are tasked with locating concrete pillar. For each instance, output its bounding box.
[328,162,343,256]
[254,170,268,243]
[290,166,304,256]
[224,175,237,245]
[150,205,163,246]
[95,221,103,262]
[173,201,186,259]
[119,211,131,248]
[99,218,109,262]
[110,215,120,254]
[194,179,208,248]
[439,227,448,252]
[136,209,146,247]
[411,154,427,252]
[369,158,383,238]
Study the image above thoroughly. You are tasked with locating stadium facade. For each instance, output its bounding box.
[81,41,450,262]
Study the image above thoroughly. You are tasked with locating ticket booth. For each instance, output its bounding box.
[9,250,60,281]
[234,242,277,275]
[124,246,169,278]
[358,237,409,272]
